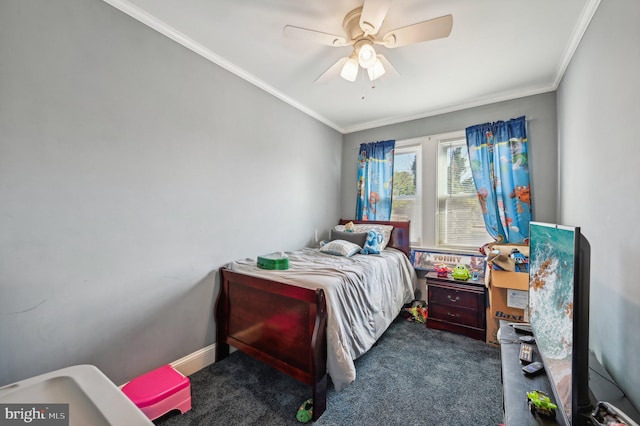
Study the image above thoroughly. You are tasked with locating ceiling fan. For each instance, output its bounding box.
[283,0,453,84]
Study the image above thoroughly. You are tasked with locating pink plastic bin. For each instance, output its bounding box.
[122,365,191,421]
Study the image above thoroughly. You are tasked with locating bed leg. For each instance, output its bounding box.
[312,374,327,421]
[216,341,229,362]
[216,267,231,362]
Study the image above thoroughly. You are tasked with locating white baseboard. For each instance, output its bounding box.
[170,343,217,377]
[118,344,223,388]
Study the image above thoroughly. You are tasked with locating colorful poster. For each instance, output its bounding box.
[411,249,485,277]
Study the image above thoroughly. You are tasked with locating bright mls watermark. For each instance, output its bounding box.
[0,404,68,425]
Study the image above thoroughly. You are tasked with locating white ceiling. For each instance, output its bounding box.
[104,0,600,134]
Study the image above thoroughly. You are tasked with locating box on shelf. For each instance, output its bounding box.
[487,242,529,258]
[485,242,529,275]
[486,273,529,346]
[485,242,530,345]
[489,270,529,321]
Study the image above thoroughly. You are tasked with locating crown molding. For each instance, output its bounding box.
[341,85,556,134]
[101,0,344,133]
[102,0,601,136]
[552,0,602,89]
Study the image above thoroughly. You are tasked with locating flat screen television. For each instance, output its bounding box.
[528,222,592,425]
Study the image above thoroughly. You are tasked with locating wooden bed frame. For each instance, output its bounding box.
[215,220,411,420]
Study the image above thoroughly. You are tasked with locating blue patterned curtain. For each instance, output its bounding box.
[355,140,395,221]
[465,116,531,243]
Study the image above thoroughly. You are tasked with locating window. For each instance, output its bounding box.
[391,132,491,251]
[436,136,490,250]
[391,145,421,244]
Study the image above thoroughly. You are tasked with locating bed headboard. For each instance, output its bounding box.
[338,219,411,258]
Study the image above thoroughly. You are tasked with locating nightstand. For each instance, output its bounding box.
[426,271,486,341]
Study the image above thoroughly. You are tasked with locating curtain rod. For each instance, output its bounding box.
[351,118,534,150]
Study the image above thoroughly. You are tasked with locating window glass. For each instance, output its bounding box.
[391,146,421,245]
[437,138,491,249]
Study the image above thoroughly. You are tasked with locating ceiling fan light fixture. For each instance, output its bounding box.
[367,56,386,81]
[340,56,359,82]
[357,43,377,69]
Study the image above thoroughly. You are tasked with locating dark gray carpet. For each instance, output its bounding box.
[156,316,503,425]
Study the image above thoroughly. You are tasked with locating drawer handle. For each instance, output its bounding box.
[447,295,460,302]
[447,312,460,318]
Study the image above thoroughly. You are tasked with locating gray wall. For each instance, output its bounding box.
[341,93,559,226]
[557,0,640,409]
[4,0,637,414]
[0,0,342,386]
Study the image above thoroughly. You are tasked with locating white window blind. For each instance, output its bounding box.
[436,137,491,250]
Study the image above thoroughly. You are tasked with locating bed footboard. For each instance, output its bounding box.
[216,267,328,420]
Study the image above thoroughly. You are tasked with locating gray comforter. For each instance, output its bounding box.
[226,247,417,391]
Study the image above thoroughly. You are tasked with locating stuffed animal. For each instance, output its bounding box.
[452,264,471,281]
[344,221,355,232]
[360,229,383,255]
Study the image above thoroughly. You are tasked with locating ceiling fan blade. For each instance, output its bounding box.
[381,14,453,48]
[376,54,399,78]
[360,0,391,35]
[314,57,350,84]
[283,25,350,47]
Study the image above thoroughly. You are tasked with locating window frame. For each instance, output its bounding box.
[391,141,422,245]
[436,134,489,251]
[392,131,491,254]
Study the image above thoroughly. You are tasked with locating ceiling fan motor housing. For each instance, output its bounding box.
[342,7,367,39]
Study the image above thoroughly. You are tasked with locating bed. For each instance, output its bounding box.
[215,219,417,420]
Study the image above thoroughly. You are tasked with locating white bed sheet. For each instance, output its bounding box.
[226,247,417,391]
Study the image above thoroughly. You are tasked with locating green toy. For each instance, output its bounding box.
[452,264,471,280]
[527,390,557,418]
[296,398,313,423]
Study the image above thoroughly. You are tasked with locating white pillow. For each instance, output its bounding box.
[320,240,361,257]
[333,224,394,251]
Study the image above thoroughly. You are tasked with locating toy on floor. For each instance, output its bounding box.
[121,365,191,421]
[296,398,313,423]
[405,306,428,323]
[403,300,427,323]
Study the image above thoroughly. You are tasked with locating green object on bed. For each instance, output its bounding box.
[257,252,289,270]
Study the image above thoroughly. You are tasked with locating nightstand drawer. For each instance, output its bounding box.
[429,304,483,328]
[429,285,481,310]
[425,271,486,341]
